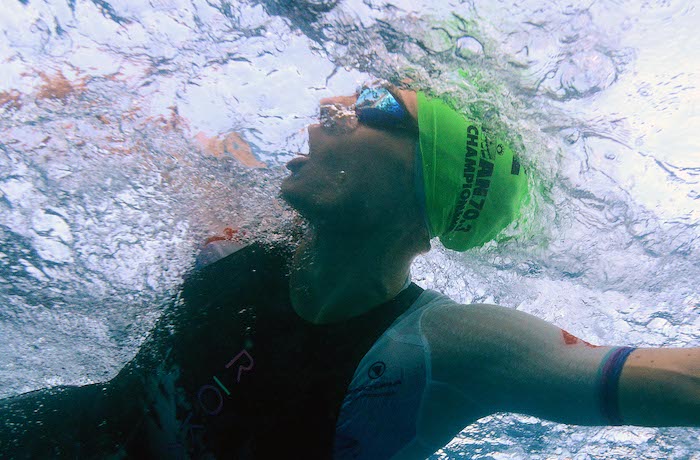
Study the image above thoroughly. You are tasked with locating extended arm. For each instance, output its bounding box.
[423,302,699,427]
[0,376,144,458]
[0,243,267,458]
[619,347,700,426]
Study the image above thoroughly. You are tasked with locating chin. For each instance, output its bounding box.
[283,189,339,231]
[280,175,298,204]
[280,179,312,217]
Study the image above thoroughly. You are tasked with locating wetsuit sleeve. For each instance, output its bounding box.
[422,302,700,427]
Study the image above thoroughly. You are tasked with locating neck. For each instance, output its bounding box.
[289,226,416,324]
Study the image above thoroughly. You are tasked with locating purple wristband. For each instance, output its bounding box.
[599,346,636,425]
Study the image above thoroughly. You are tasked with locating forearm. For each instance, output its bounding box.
[0,383,134,458]
[0,309,187,458]
[619,348,700,426]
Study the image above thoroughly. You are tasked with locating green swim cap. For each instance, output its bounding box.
[417,92,528,251]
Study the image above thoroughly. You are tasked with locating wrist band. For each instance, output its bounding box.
[598,346,636,425]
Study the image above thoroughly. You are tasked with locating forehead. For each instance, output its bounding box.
[319,87,419,137]
[308,121,416,175]
[319,94,357,106]
[319,87,414,110]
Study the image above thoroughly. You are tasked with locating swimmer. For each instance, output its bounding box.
[1,81,698,459]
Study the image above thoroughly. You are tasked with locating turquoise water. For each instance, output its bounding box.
[1,0,698,458]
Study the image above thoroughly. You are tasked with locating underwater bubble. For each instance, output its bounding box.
[557,50,617,99]
[455,35,484,59]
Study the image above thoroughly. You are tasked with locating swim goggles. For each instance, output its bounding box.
[320,82,414,134]
[355,85,412,130]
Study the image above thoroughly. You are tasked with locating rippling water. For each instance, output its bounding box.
[1,0,698,458]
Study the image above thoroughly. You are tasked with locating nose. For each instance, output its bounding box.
[307,123,321,151]
[307,123,321,139]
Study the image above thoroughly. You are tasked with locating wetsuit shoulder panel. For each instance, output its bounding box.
[334,289,480,460]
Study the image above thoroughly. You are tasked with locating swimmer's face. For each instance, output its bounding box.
[281,89,419,232]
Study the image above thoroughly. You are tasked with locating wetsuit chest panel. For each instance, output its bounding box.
[335,329,427,460]
[334,298,430,460]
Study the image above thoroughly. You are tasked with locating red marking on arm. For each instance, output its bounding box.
[204,235,227,245]
[561,329,600,348]
[223,227,236,239]
[203,227,243,245]
[562,329,580,345]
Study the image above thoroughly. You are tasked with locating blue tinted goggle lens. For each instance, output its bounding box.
[355,87,410,129]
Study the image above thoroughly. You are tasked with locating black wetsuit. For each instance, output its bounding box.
[0,243,423,459]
